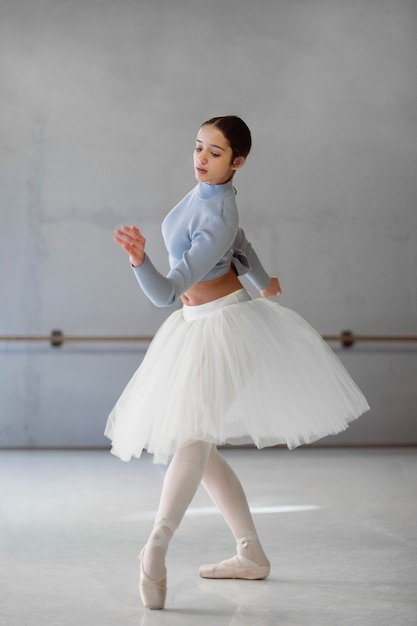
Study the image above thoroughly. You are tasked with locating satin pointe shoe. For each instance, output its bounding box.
[199,534,270,580]
[139,548,167,610]
[139,518,176,610]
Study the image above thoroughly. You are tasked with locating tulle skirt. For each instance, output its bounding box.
[105,289,369,464]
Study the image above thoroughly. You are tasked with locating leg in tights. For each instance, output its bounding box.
[143,440,213,579]
[202,446,269,566]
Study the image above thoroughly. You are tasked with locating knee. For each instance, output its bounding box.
[177,440,214,471]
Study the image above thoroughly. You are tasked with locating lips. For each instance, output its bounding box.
[196,167,207,174]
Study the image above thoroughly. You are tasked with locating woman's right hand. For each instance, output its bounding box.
[114,225,146,267]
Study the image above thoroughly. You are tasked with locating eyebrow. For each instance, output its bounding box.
[196,139,226,152]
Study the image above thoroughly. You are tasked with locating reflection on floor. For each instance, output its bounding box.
[1,447,416,626]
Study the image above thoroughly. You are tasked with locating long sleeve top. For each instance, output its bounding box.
[132,179,270,307]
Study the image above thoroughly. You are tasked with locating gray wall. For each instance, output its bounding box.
[1,0,416,449]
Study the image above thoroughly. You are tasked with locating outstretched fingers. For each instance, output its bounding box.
[114,225,146,267]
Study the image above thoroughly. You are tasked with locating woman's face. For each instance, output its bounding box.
[194,125,244,185]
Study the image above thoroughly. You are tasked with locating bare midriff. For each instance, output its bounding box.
[180,268,243,306]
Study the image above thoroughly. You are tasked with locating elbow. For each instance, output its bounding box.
[148,293,177,308]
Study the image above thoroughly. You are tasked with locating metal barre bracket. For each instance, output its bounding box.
[341,330,355,348]
[51,330,64,347]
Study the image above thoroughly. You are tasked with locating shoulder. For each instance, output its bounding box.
[197,181,237,219]
[193,189,239,241]
[163,181,239,236]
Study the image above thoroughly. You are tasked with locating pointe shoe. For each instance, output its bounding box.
[139,548,167,610]
[138,518,176,610]
[199,534,270,580]
[199,556,270,580]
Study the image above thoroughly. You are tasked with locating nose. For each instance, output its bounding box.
[198,149,208,164]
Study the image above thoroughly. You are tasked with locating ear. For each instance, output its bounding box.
[232,156,246,170]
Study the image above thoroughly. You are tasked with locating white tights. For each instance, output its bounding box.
[142,441,268,579]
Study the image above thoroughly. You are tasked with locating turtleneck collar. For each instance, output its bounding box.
[197,179,235,199]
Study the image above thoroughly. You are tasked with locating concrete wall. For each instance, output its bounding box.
[1,0,416,449]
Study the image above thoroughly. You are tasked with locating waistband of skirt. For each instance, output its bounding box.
[182,288,252,321]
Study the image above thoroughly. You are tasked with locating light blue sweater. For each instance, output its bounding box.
[132,179,270,307]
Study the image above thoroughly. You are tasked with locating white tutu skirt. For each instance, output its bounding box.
[105,289,369,464]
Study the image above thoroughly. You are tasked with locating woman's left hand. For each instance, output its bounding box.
[260,276,282,298]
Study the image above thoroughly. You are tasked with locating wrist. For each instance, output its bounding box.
[130,254,145,268]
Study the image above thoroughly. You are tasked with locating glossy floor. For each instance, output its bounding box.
[1,447,416,626]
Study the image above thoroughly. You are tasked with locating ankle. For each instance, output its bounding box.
[148,518,176,549]
[236,534,259,550]
[236,534,269,566]
[142,519,177,580]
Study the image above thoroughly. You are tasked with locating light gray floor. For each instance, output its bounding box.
[1,447,416,626]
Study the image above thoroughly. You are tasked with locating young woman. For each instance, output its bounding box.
[105,115,369,610]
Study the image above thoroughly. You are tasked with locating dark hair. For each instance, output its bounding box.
[201,115,252,160]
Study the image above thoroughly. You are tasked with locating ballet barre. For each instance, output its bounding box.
[0,330,416,348]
